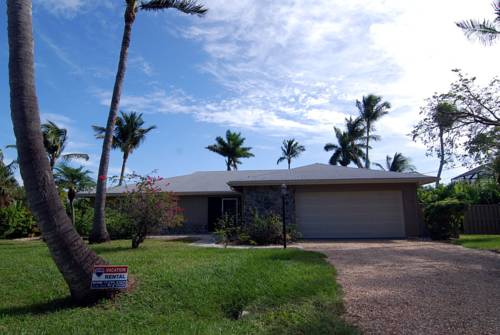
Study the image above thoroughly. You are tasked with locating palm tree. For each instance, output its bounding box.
[324,127,365,167]
[375,152,415,172]
[7,0,108,303]
[357,94,391,168]
[93,111,156,186]
[434,102,457,187]
[42,121,89,169]
[54,164,95,226]
[457,1,500,45]
[277,139,305,169]
[206,130,254,170]
[0,149,18,208]
[91,0,207,244]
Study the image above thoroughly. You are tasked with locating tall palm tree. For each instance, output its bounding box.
[277,139,305,169]
[91,0,207,244]
[54,164,95,226]
[93,111,156,186]
[375,152,415,172]
[357,94,391,168]
[434,102,457,187]
[7,0,108,303]
[457,1,500,45]
[42,121,89,169]
[206,130,254,170]
[324,127,365,167]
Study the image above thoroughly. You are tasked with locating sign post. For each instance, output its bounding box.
[91,265,128,290]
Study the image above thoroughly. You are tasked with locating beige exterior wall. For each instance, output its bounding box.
[178,196,209,233]
[292,183,423,238]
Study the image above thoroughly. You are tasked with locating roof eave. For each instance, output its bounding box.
[227,177,437,187]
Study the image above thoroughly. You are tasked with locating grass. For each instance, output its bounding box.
[452,234,500,252]
[0,239,358,335]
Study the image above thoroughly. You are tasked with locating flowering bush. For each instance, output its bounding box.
[122,174,183,248]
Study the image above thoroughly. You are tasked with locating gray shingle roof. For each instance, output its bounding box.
[81,164,436,196]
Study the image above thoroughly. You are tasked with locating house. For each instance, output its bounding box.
[451,165,494,183]
[89,163,436,239]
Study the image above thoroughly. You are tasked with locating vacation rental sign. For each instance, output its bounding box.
[91,265,128,289]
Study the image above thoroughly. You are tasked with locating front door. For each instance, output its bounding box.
[222,198,238,217]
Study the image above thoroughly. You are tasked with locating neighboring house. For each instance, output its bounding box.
[82,164,436,239]
[451,165,494,183]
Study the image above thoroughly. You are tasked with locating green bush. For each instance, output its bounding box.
[214,214,242,247]
[0,201,38,239]
[215,211,300,246]
[245,212,283,245]
[418,182,500,205]
[423,199,467,240]
[106,208,135,240]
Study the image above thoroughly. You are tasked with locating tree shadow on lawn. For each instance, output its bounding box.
[0,297,76,317]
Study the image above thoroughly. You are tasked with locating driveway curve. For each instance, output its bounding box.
[301,240,500,335]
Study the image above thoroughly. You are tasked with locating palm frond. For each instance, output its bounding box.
[456,19,499,44]
[140,0,207,16]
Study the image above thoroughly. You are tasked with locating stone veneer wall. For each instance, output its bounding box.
[241,186,295,227]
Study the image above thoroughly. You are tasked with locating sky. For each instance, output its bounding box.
[0,0,499,183]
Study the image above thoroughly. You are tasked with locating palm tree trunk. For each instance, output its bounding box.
[68,187,76,226]
[118,151,129,186]
[436,128,445,188]
[226,159,231,171]
[287,159,291,170]
[90,7,136,243]
[7,0,109,304]
[365,124,370,169]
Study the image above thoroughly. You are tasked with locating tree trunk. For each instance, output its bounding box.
[118,151,129,186]
[287,159,291,170]
[436,128,445,188]
[226,159,231,171]
[68,187,76,226]
[50,154,56,170]
[90,7,135,244]
[7,0,109,304]
[365,124,370,169]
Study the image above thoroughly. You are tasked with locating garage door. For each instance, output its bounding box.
[296,190,405,238]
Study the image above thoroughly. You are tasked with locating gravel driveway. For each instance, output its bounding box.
[301,240,500,335]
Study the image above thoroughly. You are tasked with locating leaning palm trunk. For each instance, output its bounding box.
[90,7,136,243]
[118,151,129,186]
[7,0,108,303]
[436,128,445,188]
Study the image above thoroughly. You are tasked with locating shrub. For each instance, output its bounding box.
[122,174,183,248]
[106,208,135,240]
[423,199,467,240]
[214,211,301,246]
[245,212,283,245]
[214,214,242,247]
[0,201,38,239]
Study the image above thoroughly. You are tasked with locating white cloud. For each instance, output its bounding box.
[34,0,114,17]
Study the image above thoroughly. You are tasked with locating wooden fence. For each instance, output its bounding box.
[463,204,500,234]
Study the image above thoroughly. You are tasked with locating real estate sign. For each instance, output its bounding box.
[91,265,128,289]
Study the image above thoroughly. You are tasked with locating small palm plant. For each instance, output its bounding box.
[93,111,156,186]
[357,94,391,168]
[374,152,415,172]
[54,163,95,226]
[277,139,305,169]
[206,130,254,171]
[457,1,500,45]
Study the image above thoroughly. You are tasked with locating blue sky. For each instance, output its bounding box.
[1,0,499,183]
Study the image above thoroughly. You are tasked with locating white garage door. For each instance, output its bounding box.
[296,190,405,238]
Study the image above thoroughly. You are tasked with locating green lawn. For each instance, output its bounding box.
[453,234,500,252]
[0,240,357,335]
